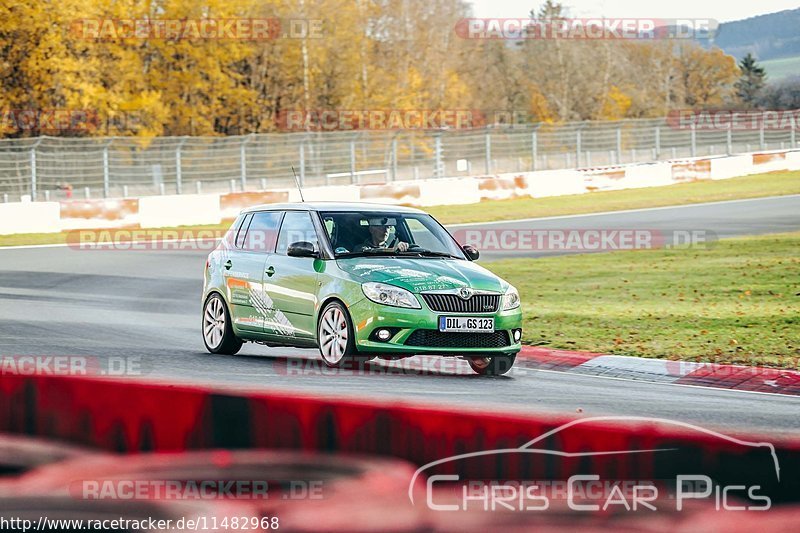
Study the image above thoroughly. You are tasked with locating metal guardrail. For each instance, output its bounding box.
[0,117,797,201]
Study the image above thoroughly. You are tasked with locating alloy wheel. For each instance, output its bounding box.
[203,296,225,350]
[319,306,349,365]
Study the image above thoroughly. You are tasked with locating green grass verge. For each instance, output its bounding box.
[1,170,798,247]
[483,232,800,368]
[0,224,229,247]
[426,170,800,224]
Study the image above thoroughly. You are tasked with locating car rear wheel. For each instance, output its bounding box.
[317,301,365,368]
[202,293,243,355]
[468,354,516,376]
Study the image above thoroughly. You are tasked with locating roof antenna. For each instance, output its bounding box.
[291,166,305,202]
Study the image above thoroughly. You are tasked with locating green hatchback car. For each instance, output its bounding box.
[202,203,522,375]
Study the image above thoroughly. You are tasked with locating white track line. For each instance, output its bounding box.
[529,366,800,399]
[0,237,219,251]
[449,194,800,227]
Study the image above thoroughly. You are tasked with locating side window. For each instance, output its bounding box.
[243,211,282,252]
[234,214,253,248]
[277,212,319,255]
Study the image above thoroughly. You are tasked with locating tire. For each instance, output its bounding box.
[317,301,365,368]
[202,293,243,355]
[468,353,516,376]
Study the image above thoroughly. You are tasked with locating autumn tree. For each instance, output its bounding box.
[0,0,761,136]
[674,43,739,108]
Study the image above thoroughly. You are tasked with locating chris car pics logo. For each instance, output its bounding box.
[409,416,777,512]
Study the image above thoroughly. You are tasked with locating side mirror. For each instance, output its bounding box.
[462,244,479,261]
[287,241,318,258]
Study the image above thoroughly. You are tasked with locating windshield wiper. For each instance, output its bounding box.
[335,250,398,258]
[397,250,461,259]
[336,249,460,259]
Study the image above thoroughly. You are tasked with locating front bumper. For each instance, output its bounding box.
[347,297,523,356]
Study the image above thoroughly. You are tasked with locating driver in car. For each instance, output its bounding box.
[355,217,410,252]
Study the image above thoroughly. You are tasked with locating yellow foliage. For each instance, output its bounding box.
[529,86,556,123]
[0,0,747,137]
[599,86,632,120]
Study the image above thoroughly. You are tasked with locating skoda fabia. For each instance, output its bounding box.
[202,203,522,375]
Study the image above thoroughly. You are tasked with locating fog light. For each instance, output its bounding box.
[376,329,392,341]
[513,329,522,342]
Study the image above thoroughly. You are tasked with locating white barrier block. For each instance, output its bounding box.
[786,151,800,171]
[473,174,530,201]
[620,162,675,188]
[358,182,422,205]
[0,201,61,235]
[418,178,481,206]
[526,170,586,197]
[710,155,753,180]
[285,189,303,203]
[582,168,627,192]
[497,172,538,197]
[751,151,790,173]
[139,194,221,228]
[301,185,361,203]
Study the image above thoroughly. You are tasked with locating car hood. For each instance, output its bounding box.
[336,257,508,293]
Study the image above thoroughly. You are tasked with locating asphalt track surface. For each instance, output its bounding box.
[473,194,800,260]
[1,195,799,437]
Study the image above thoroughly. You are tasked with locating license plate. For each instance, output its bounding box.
[439,316,495,333]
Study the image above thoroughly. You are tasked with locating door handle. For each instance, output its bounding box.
[265,266,275,277]
[224,260,232,270]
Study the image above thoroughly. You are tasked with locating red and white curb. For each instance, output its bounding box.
[518,346,800,396]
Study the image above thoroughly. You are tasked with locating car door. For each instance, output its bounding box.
[262,210,321,340]
[225,210,283,335]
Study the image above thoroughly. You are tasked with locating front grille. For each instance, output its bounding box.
[422,293,500,313]
[405,330,511,349]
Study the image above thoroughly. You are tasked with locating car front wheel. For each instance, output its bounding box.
[468,354,516,376]
[202,293,243,355]
[317,301,365,368]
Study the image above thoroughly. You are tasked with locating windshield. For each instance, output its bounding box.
[320,211,466,259]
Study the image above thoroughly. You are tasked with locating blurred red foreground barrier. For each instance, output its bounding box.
[13,450,425,532]
[0,373,798,507]
[0,434,98,477]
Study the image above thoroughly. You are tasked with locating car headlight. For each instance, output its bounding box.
[502,286,520,310]
[362,282,421,309]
